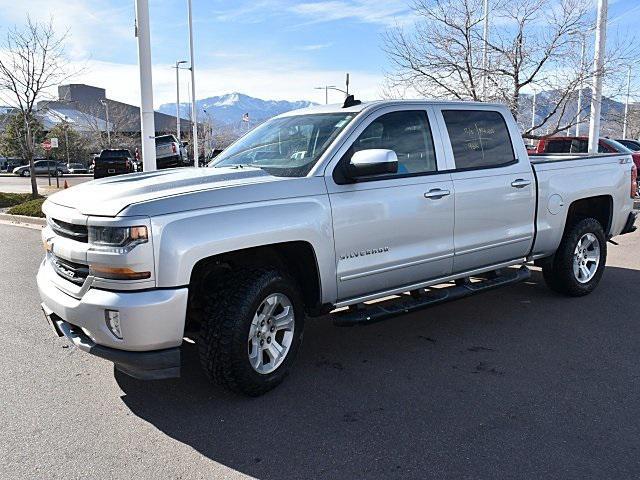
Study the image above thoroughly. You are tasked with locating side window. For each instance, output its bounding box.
[351,110,437,175]
[442,110,516,169]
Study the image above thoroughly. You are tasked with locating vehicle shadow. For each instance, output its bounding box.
[115,266,640,479]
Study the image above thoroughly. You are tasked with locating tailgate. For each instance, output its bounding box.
[95,158,127,177]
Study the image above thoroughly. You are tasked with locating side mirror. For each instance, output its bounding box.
[347,149,398,179]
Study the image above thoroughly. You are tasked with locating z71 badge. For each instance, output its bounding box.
[340,246,389,261]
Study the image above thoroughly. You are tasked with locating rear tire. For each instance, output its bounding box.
[198,268,305,396]
[542,217,607,296]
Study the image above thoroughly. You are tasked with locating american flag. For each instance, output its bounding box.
[242,113,250,123]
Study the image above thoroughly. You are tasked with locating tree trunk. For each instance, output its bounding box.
[23,116,39,198]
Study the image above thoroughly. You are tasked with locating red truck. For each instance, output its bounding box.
[536,136,640,175]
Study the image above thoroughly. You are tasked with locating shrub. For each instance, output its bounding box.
[0,192,34,208]
[7,197,45,217]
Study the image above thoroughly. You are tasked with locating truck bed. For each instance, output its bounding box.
[529,152,623,164]
[529,151,635,260]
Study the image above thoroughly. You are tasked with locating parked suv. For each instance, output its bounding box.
[13,160,65,177]
[93,149,134,179]
[155,135,188,169]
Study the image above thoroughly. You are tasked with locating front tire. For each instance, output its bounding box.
[542,217,607,296]
[198,268,305,396]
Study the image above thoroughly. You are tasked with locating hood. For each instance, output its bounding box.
[46,166,281,217]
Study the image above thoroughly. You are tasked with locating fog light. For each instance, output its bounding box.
[105,310,122,339]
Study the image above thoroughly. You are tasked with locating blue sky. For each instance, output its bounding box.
[0,0,637,107]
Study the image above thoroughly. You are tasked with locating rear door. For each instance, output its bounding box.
[435,107,536,273]
[326,106,455,301]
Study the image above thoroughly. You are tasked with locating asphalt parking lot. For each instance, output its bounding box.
[1,222,640,479]
[0,174,91,194]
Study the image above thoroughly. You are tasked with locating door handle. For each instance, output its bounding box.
[424,188,451,200]
[511,179,531,188]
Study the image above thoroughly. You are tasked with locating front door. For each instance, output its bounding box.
[326,107,455,301]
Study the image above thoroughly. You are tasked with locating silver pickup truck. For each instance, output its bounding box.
[38,99,638,396]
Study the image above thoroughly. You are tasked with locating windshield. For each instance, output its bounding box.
[603,138,632,153]
[211,113,356,177]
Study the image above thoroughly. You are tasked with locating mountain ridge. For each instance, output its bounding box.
[159,92,316,126]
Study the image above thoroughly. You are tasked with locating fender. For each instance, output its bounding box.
[149,193,338,304]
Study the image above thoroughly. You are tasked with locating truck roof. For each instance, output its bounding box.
[277,99,505,117]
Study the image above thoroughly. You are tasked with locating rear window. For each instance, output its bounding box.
[544,138,588,153]
[100,150,130,158]
[155,136,176,145]
[442,110,515,169]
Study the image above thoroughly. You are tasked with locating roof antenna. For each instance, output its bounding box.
[343,94,361,108]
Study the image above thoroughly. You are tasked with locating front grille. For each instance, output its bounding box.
[49,217,88,243]
[51,254,89,285]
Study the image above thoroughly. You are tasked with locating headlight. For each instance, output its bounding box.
[88,226,148,253]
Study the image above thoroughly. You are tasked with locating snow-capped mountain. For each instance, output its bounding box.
[159,93,315,126]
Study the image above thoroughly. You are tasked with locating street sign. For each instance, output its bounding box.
[50,137,59,148]
[42,139,52,151]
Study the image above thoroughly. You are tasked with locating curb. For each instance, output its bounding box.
[0,213,46,228]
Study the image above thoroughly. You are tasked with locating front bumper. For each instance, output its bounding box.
[43,305,180,380]
[38,257,188,379]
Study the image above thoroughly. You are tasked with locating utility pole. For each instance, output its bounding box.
[346,73,350,96]
[623,65,631,139]
[134,0,157,171]
[100,99,111,147]
[175,60,187,141]
[588,0,608,154]
[187,0,199,167]
[576,34,586,136]
[481,0,489,100]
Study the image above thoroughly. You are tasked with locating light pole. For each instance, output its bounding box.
[174,60,187,141]
[134,0,157,171]
[99,99,111,147]
[588,0,608,154]
[63,116,70,164]
[623,65,631,139]
[315,85,349,104]
[315,85,336,104]
[574,33,587,136]
[481,0,489,100]
[187,0,199,168]
[531,88,537,135]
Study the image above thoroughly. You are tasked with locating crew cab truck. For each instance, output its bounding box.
[38,99,638,396]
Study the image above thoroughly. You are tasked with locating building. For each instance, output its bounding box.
[37,84,191,137]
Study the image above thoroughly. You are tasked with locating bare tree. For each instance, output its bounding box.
[75,101,138,151]
[0,17,71,197]
[384,0,635,138]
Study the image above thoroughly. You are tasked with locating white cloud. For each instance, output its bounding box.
[296,43,333,51]
[0,0,132,60]
[288,0,413,27]
[69,59,385,107]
